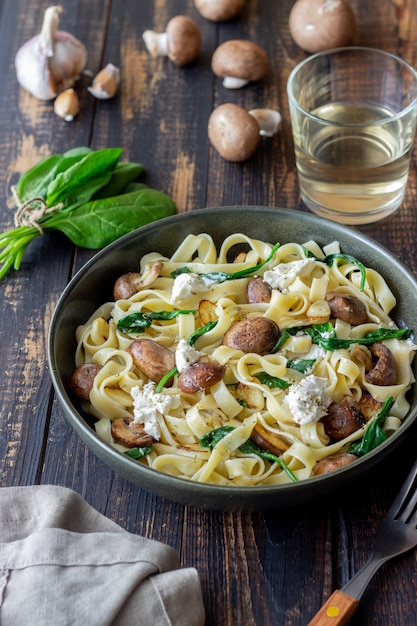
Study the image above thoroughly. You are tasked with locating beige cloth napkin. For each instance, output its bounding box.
[0,485,205,625]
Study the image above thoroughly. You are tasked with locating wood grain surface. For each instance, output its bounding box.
[1,1,417,624]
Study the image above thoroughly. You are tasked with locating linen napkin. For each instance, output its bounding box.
[0,485,205,625]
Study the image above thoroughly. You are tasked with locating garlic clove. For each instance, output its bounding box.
[87,63,120,99]
[15,5,87,101]
[54,88,79,121]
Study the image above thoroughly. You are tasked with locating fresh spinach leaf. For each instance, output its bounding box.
[44,188,176,248]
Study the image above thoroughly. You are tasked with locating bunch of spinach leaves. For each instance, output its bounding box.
[0,146,176,280]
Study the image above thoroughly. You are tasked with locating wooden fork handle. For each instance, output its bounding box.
[308,590,359,625]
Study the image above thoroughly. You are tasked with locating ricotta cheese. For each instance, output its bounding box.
[263,259,315,293]
[131,382,181,440]
[170,272,211,305]
[175,338,204,373]
[286,374,331,425]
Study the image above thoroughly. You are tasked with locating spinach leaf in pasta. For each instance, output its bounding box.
[303,248,367,291]
[349,397,394,456]
[124,446,153,459]
[117,308,196,333]
[199,426,297,482]
[171,242,281,283]
[281,323,412,352]
[256,372,291,389]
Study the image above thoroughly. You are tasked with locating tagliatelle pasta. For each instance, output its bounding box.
[72,233,417,486]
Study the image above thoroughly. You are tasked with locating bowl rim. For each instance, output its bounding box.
[48,206,417,509]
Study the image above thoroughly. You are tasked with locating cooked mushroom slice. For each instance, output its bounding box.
[194,0,245,22]
[223,316,280,355]
[326,291,367,325]
[320,397,366,442]
[250,423,289,456]
[111,418,155,448]
[246,276,272,304]
[208,103,280,162]
[143,16,201,65]
[211,40,269,88]
[314,452,357,476]
[366,343,397,386]
[113,261,163,300]
[69,363,103,401]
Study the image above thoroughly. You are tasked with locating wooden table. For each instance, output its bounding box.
[1,1,417,624]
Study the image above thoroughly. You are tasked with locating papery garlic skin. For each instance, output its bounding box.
[15,5,87,101]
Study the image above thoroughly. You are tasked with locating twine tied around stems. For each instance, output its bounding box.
[11,186,64,234]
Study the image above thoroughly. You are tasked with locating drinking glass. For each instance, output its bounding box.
[287,47,417,224]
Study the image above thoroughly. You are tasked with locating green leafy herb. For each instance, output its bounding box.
[155,367,178,393]
[0,147,176,280]
[124,446,153,459]
[256,372,291,389]
[284,323,412,352]
[117,309,196,334]
[287,359,316,373]
[188,320,218,345]
[199,426,297,482]
[349,397,394,456]
[171,242,281,283]
[303,248,367,291]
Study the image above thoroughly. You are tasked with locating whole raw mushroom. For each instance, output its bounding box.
[211,40,269,88]
[194,0,246,21]
[289,0,356,53]
[208,103,281,162]
[143,15,201,65]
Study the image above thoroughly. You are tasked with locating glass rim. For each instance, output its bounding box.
[287,46,417,127]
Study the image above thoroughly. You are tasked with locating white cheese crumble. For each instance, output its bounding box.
[175,339,204,373]
[170,272,211,305]
[263,259,316,293]
[286,375,331,425]
[131,382,180,440]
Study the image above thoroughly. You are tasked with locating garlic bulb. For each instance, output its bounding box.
[15,5,87,101]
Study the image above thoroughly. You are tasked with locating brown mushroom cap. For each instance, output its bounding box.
[211,40,269,83]
[194,0,245,22]
[289,0,356,53]
[166,15,201,65]
[208,103,260,162]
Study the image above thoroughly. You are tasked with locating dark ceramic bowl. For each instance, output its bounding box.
[48,207,417,511]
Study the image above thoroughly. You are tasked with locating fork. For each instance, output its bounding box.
[308,459,417,625]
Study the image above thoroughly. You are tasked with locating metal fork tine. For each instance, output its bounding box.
[387,459,417,521]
